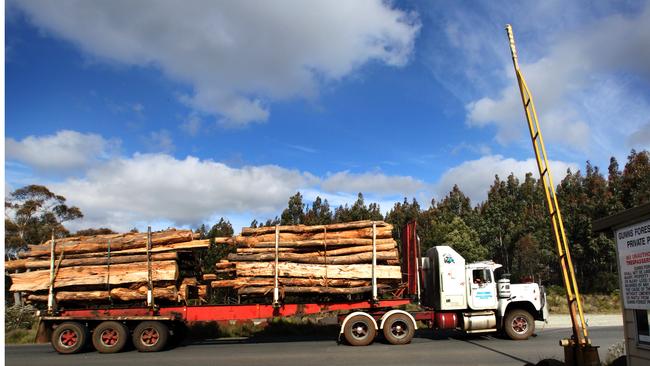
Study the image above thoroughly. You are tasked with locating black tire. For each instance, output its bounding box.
[51,322,88,354]
[504,309,535,340]
[382,313,415,345]
[132,321,169,352]
[343,315,377,346]
[92,321,129,353]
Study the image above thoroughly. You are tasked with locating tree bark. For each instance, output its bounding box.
[23,230,195,257]
[237,285,387,295]
[234,262,401,279]
[25,285,178,302]
[236,227,392,245]
[228,249,398,264]
[9,252,177,270]
[211,277,371,288]
[236,238,396,248]
[9,260,179,292]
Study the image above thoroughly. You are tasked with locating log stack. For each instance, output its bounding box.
[6,229,211,306]
[210,220,402,298]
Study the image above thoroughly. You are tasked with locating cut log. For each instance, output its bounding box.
[227,249,399,264]
[238,285,388,295]
[241,220,392,235]
[215,262,235,269]
[27,290,109,302]
[23,230,195,257]
[236,238,396,248]
[211,277,370,289]
[236,247,295,254]
[236,227,392,245]
[9,260,179,292]
[12,253,178,270]
[202,274,217,281]
[110,285,178,301]
[234,262,401,279]
[25,285,178,302]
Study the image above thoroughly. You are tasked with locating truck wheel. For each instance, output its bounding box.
[92,321,128,353]
[382,314,415,345]
[51,322,88,354]
[504,309,535,340]
[132,321,169,352]
[343,315,376,346]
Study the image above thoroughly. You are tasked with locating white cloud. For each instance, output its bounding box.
[321,171,427,196]
[463,4,650,155]
[13,0,420,125]
[435,155,578,204]
[6,130,119,172]
[52,154,317,231]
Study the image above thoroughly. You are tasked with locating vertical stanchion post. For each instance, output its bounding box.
[47,231,55,314]
[273,225,280,306]
[372,222,377,302]
[147,226,154,309]
[107,239,112,303]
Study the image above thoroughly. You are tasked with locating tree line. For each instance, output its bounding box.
[5,150,649,293]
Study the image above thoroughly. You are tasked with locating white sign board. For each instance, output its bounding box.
[616,219,650,310]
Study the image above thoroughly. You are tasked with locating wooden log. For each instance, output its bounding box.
[181,277,198,286]
[234,243,396,257]
[23,230,195,257]
[236,247,295,254]
[238,285,388,295]
[81,240,210,256]
[215,262,235,269]
[236,227,392,245]
[27,290,109,302]
[236,238,396,248]
[110,285,177,301]
[202,274,217,281]
[234,262,401,279]
[211,277,370,288]
[5,259,31,271]
[227,249,399,264]
[11,253,178,270]
[25,285,178,302]
[241,220,392,235]
[9,260,179,292]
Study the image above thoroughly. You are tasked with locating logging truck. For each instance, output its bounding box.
[36,221,547,354]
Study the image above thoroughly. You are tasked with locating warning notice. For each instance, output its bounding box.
[616,219,650,310]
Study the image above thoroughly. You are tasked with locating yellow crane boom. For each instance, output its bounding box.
[504,25,600,366]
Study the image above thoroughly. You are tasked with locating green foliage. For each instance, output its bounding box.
[281,192,306,225]
[5,185,83,256]
[74,227,116,236]
[5,305,37,333]
[199,218,235,274]
[441,216,486,262]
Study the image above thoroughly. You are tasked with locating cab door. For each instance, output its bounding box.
[467,268,498,310]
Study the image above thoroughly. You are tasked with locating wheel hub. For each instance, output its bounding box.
[141,328,160,346]
[59,329,78,347]
[512,316,528,334]
[101,328,119,346]
[391,321,408,338]
[351,322,368,339]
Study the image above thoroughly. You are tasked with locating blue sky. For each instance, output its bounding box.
[5,1,650,232]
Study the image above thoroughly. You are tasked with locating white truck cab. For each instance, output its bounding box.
[422,246,548,340]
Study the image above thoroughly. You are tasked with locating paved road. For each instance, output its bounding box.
[6,325,622,366]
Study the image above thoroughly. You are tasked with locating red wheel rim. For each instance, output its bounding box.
[100,328,119,346]
[59,329,78,348]
[140,328,160,346]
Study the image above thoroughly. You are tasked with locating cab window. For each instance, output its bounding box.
[472,269,492,285]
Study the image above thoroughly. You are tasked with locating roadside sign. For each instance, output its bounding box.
[615,219,650,310]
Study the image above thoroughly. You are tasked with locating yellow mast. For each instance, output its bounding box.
[504,24,590,347]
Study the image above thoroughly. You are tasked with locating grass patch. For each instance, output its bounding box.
[546,286,621,313]
[5,327,37,344]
